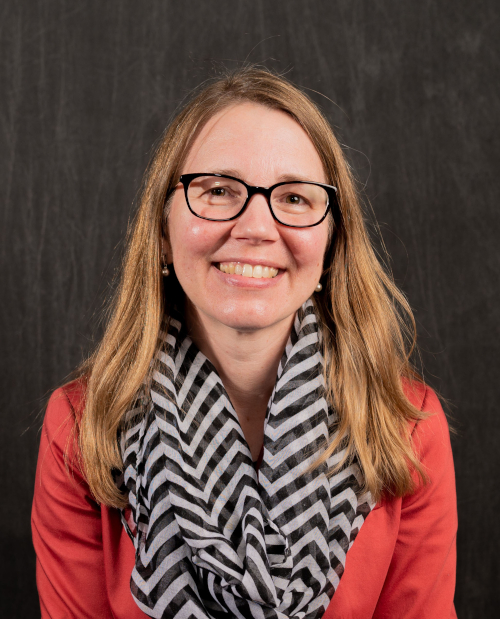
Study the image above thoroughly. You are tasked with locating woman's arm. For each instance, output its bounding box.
[31,385,115,618]
[373,387,458,618]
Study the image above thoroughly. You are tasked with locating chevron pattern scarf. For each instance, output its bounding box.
[119,301,373,619]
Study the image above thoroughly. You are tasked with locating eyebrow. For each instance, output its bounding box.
[210,169,320,185]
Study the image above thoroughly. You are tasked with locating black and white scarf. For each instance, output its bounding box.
[119,300,373,619]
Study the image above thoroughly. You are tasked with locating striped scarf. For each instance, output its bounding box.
[119,300,373,619]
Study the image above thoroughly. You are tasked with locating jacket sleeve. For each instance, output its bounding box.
[31,387,115,618]
[373,387,457,619]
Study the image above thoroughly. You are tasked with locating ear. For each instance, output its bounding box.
[162,235,173,264]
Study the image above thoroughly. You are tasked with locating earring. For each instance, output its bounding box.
[315,282,322,292]
[161,256,170,277]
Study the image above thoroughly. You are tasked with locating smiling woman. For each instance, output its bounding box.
[32,68,457,618]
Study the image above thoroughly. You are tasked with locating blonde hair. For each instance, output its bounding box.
[76,67,426,508]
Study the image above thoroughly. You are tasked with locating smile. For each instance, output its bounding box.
[217,262,279,279]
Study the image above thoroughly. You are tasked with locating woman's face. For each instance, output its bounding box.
[166,102,330,333]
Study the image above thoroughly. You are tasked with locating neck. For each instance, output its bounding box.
[185,302,294,460]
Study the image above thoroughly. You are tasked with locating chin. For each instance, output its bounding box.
[219,318,272,332]
[214,302,289,332]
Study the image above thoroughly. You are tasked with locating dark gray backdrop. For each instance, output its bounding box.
[1,1,499,617]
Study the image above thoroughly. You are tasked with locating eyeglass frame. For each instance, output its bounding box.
[176,172,339,229]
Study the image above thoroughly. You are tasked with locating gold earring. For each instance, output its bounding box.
[161,257,170,277]
[315,282,322,292]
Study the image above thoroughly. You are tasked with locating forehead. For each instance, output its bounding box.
[182,102,326,184]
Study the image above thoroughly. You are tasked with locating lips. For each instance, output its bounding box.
[217,262,279,279]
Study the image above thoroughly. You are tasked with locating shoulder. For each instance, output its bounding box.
[401,382,456,510]
[403,381,452,453]
[41,379,87,469]
[45,379,86,425]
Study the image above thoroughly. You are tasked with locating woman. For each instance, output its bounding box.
[32,68,457,618]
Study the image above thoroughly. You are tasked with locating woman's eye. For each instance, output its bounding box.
[210,187,226,196]
[286,194,302,205]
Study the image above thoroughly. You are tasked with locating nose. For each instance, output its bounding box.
[230,193,280,243]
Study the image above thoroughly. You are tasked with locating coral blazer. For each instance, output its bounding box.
[32,381,457,618]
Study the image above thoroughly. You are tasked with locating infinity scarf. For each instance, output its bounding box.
[118,300,373,619]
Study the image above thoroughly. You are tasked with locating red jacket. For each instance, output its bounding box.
[32,381,457,618]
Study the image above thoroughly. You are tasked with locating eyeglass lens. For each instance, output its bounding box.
[186,175,329,227]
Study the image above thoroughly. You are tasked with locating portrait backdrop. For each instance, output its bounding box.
[1,1,499,617]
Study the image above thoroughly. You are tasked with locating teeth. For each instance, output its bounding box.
[217,262,279,278]
[242,264,253,277]
[253,265,263,278]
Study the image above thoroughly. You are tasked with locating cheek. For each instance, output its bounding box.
[285,229,329,271]
[178,222,213,255]
[169,212,229,266]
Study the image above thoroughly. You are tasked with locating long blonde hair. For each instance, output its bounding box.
[77,67,426,508]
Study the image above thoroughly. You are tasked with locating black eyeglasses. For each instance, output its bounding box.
[178,173,338,228]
